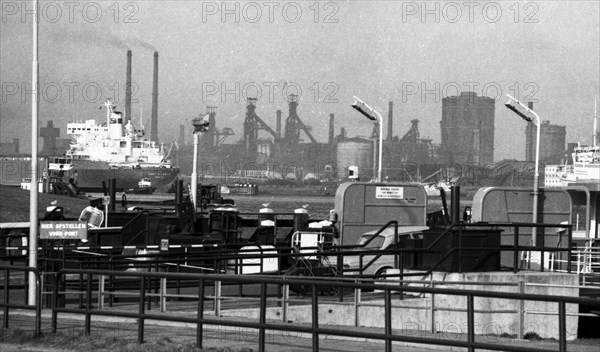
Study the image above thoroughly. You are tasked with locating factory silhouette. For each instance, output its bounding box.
[1,50,570,188]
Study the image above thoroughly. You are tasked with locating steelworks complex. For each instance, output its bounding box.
[0,51,573,187]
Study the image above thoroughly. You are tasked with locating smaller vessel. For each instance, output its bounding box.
[126,177,155,194]
[559,100,600,185]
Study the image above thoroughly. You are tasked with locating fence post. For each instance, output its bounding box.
[3,268,8,329]
[160,277,167,313]
[259,282,267,352]
[85,273,92,335]
[35,269,41,336]
[518,281,525,340]
[354,279,360,327]
[282,284,289,323]
[311,284,319,352]
[384,288,392,352]
[558,301,567,352]
[98,275,105,310]
[467,294,474,352]
[196,279,205,349]
[430,279,435,333]
[214,280,221,316]
[138,275,146,343]
[51,271,59,333]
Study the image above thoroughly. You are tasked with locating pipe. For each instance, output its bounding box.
[109,178,116,212]
[450,185,461,224]
[150,51,159,142]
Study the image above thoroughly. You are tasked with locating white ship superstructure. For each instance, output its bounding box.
[562,145,600,183]
[65,100,171,168]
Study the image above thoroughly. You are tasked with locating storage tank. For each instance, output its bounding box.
[336,138,373,180]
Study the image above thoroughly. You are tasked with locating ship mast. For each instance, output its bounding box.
[104,100,112,127]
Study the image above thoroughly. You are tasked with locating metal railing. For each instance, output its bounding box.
[43,268,600,352]
[0,265,42,335]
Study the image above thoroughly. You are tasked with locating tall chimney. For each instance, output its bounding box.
[150,51,159,142]
[329,113,335,145]
[387,101,393,141]
[179,124,185,147]
[276,110,282,139]
[125,50,132,127]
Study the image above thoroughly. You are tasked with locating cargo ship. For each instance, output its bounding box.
[48,100,179,192]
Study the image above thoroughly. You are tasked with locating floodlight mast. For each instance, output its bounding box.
[505,94,540,248]
[28,0,39,306]
[351,96,383,182]
[191,114,210,209]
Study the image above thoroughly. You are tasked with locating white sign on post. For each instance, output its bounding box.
[375,186,404,199]
[40,221,87,240]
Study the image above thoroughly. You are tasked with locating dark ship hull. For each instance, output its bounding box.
[51,158,179,192]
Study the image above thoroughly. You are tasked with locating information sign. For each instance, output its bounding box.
[40,221,87,240]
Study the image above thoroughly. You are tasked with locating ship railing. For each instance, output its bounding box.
[550,245,600,286]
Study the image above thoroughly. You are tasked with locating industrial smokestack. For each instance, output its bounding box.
[125,50,132,127]
[329,113,335,145]
[387,101,393,141]
[179,125,185,147]
[150,51,159,142]
[276,110,282,138]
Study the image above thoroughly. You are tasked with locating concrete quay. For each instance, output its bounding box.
[223,271,582,341]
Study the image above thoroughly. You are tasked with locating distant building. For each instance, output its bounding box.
[525,121,566,164]
[39,120,70,156]
[0,138,20,155]
[544,164,564,187]
[440,92,495,164]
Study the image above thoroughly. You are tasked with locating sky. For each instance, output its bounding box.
[1,0,599,161]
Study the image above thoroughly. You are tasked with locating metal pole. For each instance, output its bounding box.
[532,118,540,246]
[372,138,376,181]
[191,133,199,209]
[506,94,540,247]
[376,110,383,182]
[28,0,39,306]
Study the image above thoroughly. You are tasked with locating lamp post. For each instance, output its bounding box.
[28,0,39,305]
[505,94,540,247]
[351,96,383,182]
[191,113,210,209]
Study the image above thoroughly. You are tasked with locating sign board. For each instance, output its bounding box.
[375,186,404,199]
[102,196,110,205]
[40,221,87,240]
[160,239,169,251]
